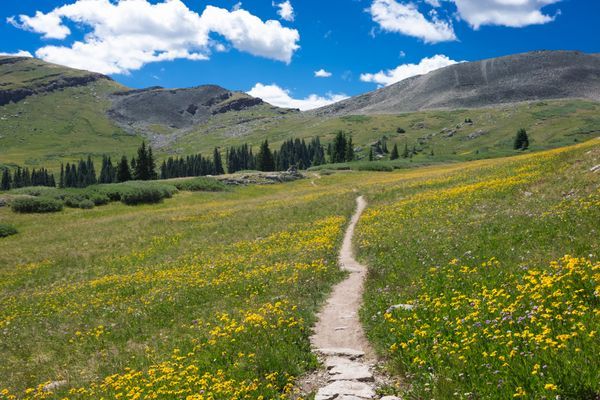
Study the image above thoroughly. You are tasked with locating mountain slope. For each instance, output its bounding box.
[314,51,600,115]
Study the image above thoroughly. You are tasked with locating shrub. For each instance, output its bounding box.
[11,186,58,197]
[11,197,63,213]
[172,177,227,192]
[0,223,18,238]
[121,187,165,205]
[78,199,95,209]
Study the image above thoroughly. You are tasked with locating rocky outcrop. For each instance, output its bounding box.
[0,74,108,106]
[108,85,268,131]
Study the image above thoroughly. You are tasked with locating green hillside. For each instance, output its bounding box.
[1,57,599,172]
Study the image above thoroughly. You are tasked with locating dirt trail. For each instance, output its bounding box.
[311,195,373,357]
[306,196,399,400]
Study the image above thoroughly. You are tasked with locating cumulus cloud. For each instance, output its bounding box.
[8,0,300,74]
[273,1,295,22]
[314,69,332,78]
[0,50,33,58]
[247,83,348,111]
[451,0,562,29]
[360,54,459,86]
[369,0,456,43]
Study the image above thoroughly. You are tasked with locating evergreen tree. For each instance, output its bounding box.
[382,140,389,154]
[390,143,399,160]
[1,169,11,190]
[368,147,374,161]
[345,136,354,162]
[256,140,275,171]
[59,163,65,188]
[402,143,409,158]
[117,156,132,182]
[514,128,529,150]
[213,148,225,175]
[331,131,348,163]
[147,147,157,179]
[134,142,148,180]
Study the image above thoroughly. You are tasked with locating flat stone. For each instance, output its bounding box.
[316,380,376,400]
[380,396,402,400]
[329,363,373,382]
[335,326,348,331]
[325,356,354,369]
[316,347,365,358]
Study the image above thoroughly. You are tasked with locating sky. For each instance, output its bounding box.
[1,0,599,110]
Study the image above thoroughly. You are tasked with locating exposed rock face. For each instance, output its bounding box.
[108,85,267,131]
[0,57,108,106]
[313,51,600,115]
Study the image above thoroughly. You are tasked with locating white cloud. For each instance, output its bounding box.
[9,0,300,75]
[314,69,332,78]
[360,54,459,86]
[247,83,348,111]
[369,0,456,43]
[0,50,33,58]
[273,1,295,22]
[452,0,562,29]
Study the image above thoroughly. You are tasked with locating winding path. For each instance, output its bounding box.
[309,196,399,400]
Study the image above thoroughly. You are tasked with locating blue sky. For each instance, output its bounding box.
[1,0,599,109]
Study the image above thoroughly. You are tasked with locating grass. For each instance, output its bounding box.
[0,135,598,399]
[355,139,600,399]
[0,173,357,399]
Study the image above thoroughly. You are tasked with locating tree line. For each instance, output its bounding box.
[1,133,361,191]
[1,167,56,190]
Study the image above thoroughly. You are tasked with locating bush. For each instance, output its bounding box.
[0,223,18,238]
[11,186,58,197]
[95,182,177,204]
[11,197,63,213]
[172,177,227,192]
[78,199,95,209]
[121,187,165,205]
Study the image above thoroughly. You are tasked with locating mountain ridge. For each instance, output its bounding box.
[312,50,600,116]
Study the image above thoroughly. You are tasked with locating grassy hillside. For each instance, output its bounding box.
[174,99,600,163]
[1,57,599,172]
[356,140,600,398]
[0,139,598,399]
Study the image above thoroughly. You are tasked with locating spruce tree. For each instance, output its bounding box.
[117,156,132,182]
[256,140,275,171]
[59,164,65,188]
[213,148,225,175]
[1,169,11,191]
[345,136,354,162]
[390,143,399,160]
[368,147,374,161]
[514,128,529,150]
[402,143,409,158]
[147,147,157,179]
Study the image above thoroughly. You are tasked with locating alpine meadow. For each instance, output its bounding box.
[1,0,599,399]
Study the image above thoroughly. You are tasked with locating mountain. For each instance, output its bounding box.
[314,51,600,115]
[0,51,599,170]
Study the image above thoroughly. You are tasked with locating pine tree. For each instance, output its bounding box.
[213,148,225,175]
[117,156,132,182]
[514,128,529,150]
[147,147,157,179]
[345,136,354,162]
[390,143,399,160]
[402,143,409,158]
[59,164,65,188]
[134,142,148,180]
[1,168,11,190]
[256,140,275,171]
[368,147,374,161]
